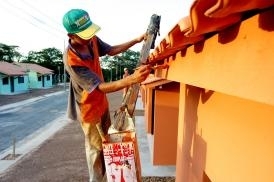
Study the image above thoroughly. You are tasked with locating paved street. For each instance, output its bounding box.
[0,91,68,152]
[0,86,175,181]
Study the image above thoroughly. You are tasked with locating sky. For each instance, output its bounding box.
[0,0,192,55]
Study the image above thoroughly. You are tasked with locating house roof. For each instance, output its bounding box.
[142,0,274,106]
[0,62,26,76]
[15,63,53,75]
[147,0,274,63]
[141,74,171,88]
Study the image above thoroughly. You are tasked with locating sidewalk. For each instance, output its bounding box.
[0,87,175,182]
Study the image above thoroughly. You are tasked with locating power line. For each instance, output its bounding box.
[2,0,65,40]
[21,0,63,28]
[1,2,39,30]
[6,0,65,37]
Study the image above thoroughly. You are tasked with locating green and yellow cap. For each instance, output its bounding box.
[62,9,100,40]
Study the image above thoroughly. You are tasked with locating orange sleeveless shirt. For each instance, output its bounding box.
[65,37,109,122]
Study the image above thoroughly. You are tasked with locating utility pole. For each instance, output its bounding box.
[110,67,113,82]
[63,66,66,91]
[63,39,66,91]
[58,66,60,83]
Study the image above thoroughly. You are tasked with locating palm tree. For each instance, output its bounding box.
[0,43,22,62]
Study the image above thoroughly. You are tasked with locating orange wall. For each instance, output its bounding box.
[166,8,274,106]
[176,84,274,182]
[142,7,274,181]
[153,82,180,165]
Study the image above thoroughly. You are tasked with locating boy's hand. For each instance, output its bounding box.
[135,33,148,43]
[131,65,151,83]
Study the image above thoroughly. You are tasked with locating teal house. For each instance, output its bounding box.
[0,62,29,95]
[15,63,54,89]
[0,62,54,95]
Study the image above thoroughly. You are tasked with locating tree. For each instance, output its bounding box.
[117,49,140,71]
[23,47,63,69]
[100,49,140,81]
[0,43,22,62]
[23,51,42,63]
[21,47,63,84]
[23,47,62,63]
[100,55,116,82]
